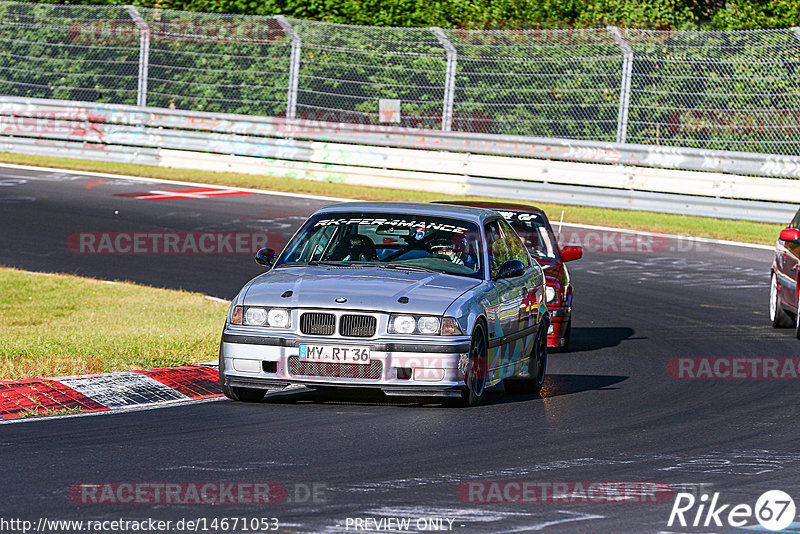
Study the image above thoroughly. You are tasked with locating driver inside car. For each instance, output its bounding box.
[430,234,467,265]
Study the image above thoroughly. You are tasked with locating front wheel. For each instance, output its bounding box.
[505,323,547,395]
[462,323,488,406]
[222,384,266,403]
[770,272,793,328]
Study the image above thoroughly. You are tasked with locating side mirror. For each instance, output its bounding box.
[255,247,276,268]
[560,246,583,262]
[779,228,799,242]
[493,259,526,280]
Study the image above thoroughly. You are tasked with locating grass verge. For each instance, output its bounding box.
[0,267,227,380]
[0,152,783,246]
[19,406,83,418]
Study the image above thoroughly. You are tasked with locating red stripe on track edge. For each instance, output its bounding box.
[133,365,222,399]
[0,379,108,419]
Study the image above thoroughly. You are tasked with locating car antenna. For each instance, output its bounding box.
[557,210,565,240]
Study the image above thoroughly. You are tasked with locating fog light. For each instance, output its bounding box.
[413,368,445,381]
[232,359,260,373]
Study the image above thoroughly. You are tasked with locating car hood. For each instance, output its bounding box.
[243,266,481,315]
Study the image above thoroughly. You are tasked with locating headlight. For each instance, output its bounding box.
[267,308,290,328]
[417,316,441,335]
[388,315,462,336]
[545,286,558,303]
[244,307,268,326]
[233,306,292,328]
[390,315,416,334]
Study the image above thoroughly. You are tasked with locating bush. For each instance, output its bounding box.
[30,0,800,30]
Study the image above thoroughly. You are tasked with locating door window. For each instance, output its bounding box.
[485,219,529,277]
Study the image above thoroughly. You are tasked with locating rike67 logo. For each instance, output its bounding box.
[668,490,796,531]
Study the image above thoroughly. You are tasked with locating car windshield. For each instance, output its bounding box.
[277,212,484,279]
[495,210,558,260]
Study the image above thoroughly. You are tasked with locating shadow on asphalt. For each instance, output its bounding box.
[539,373,627,398]
[567,326,638,352]
[253,373,627,408]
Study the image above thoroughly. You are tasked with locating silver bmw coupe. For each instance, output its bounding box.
[219,202,549,406]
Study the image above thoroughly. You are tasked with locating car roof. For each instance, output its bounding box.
[436,200,547,217]
[314,201,501,225]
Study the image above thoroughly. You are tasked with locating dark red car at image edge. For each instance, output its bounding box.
[439,201,582,350]
[770,207,800,337]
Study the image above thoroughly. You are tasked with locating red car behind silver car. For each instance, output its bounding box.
[770,209,800,337]
[440,201,582,350]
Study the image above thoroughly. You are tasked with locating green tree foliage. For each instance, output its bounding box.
[29,0,800,30]
[4,1,799,155]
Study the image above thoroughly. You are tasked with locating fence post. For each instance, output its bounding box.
[125,6,149,108]
[608,26,633,144]
[275,15,301,121]
[431,27,457,132]
[792,27,800,42]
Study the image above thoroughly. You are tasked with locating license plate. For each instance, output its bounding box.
[299,344,371,365]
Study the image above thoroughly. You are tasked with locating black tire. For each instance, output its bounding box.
[222,384,266,403]
[505,322,547,395]
[770,272,793,328]
[461,322,488,407]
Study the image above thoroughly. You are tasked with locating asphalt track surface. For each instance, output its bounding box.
[1,166,799,533]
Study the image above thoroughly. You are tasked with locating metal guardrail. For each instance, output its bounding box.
[0,97,797,223]
[2,96,800,181]
[2,133,792,223]
[1,2,800,156]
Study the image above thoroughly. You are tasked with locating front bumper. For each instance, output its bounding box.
[546,306,571,348]
[220,332,471,398]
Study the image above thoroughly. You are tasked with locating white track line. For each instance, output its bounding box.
[0,162,777,251]
[0,162,352,202]
[558,222,775,251]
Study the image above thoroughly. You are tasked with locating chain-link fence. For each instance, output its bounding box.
[1,1,799,155]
